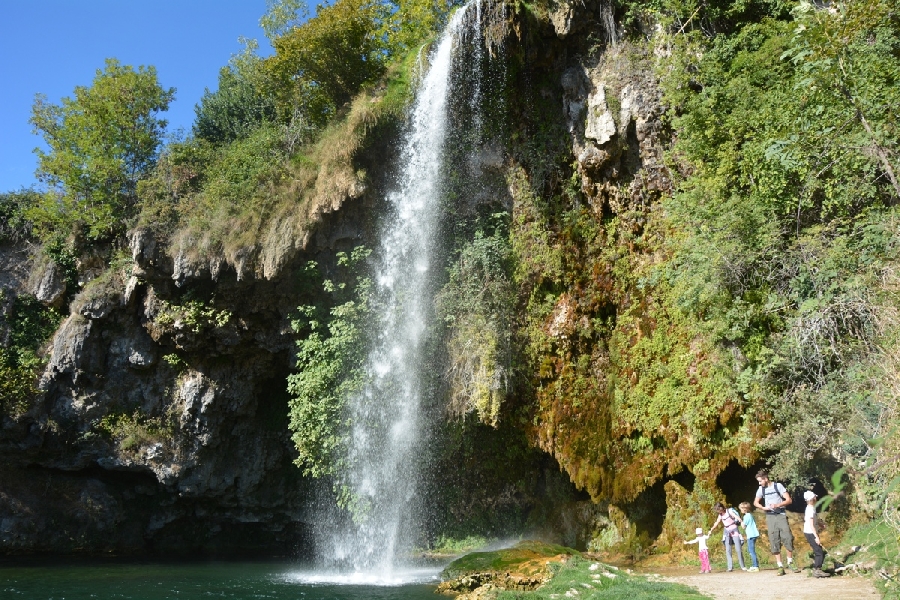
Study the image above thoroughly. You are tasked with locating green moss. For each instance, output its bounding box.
[429,535,494,555]
[442,541,578,580]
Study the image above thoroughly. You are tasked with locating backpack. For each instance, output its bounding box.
[759,482,786,503]
[723,507,740,534]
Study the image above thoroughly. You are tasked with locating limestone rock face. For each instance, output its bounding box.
[0,189,374,556]
[584,86,617,145]
[41,315,94,386]
[549,0,575,38]
[1,1,672,559]
[564,42,671,217]
[31,261,67,307]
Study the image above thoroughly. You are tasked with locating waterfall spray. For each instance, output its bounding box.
[312,1,486,577]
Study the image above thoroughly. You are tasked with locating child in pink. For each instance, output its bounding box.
[684,527,712,573]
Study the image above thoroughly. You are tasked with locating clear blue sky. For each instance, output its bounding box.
[0,1,292,193]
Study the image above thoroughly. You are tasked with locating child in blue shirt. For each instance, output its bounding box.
[739,501,760,571]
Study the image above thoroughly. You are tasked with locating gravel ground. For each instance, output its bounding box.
[641,566,880,599]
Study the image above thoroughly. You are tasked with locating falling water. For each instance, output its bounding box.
[312,1,486,578]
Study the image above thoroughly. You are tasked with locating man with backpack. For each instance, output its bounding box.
[753,469,799,575]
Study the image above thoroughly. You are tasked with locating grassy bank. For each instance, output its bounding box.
[494,556,710,600]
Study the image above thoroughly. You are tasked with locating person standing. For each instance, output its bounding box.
[709,502,746,571]
[753,469,799,575]
[684,527,712,573]
[803,490,832,578]
[739,502,760,571]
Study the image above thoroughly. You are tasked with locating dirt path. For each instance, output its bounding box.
[641,567,880,599]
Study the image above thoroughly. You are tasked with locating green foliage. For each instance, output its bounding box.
[429,534,493,555]
[9,294,63,350]
[264,0,387,125]
[1,294,62,417]
[436,219,516,426]
[617,0,791,38]
[261,0,457,126]
[0,189,38,243]
[194,63,278,145]
[200,125,286,207]
[29,58,174,241]
[442,540,578,579]
[655,1,900,488]
[94,410,174,454]
[0,346,41,417]
[260,0,309,41]
[42,235,80,296]
[136,137,216,236]
[380,0,459,55]
[172,124,289,259]
[162,352,188,372]
[154,296,232,334]
[287,247,372,478]
[838,519,900,598]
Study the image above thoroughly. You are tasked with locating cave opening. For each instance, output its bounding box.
[623,478,667,542]
[716,459,769,509]
[668,465,696,493]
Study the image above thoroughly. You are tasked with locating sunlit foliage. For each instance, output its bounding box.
[264,0,387,125]
[287,247,372,478]
[29,59,174,241]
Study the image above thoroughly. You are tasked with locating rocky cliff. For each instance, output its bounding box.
[0,194,379,554]
[0,0,676,557]
[4,0,892,559]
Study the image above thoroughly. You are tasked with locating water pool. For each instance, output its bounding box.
[0,560,443,599]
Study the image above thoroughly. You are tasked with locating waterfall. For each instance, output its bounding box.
[312,1,486,578]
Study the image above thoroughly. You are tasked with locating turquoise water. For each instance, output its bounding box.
[0,561,442,599]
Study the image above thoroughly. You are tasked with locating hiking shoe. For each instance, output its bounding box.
[741,567,748,571]
[777,567,786,576]
[814,569,831,578]
[748,567,759,572]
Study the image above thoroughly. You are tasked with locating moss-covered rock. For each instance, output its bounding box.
[438,540,579,595]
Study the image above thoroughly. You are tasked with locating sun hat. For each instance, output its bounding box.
[803,490,817,501]
[695,527,703,534]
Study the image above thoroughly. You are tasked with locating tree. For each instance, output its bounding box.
[29,58,175,241]
[264,0,386,125]
[782,0,900,201]
[194,65,278,145]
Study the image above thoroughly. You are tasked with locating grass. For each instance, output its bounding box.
[495,557,711,600]
[836,518,900,599]
[164,45,420,281]
[93,410,175,458]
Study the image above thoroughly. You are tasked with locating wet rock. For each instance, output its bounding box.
[550,0,575,38]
